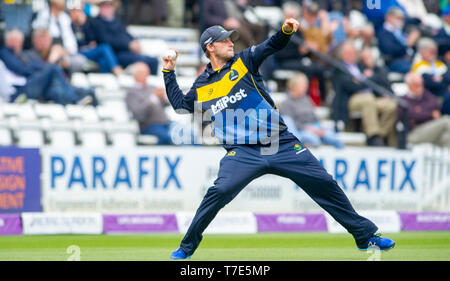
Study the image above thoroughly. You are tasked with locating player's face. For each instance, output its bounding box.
[211,37,235,60]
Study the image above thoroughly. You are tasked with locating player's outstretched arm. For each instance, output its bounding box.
[244,18,300,73]
[162,50,195,113]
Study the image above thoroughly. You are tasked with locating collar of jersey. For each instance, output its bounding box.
[205,55,237,77]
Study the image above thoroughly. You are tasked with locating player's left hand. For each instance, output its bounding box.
[282,18,300,34]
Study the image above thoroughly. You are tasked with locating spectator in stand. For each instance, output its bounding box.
[0,59,16,102]
[362,0,406,31]
[129,0,167,26]
[22,28,70,71]
[89,0,159,75]
[0,0,33,37]
[412,37,450,115]
[32,0,89,73]
[359,47,393,93]
[317,0,374,50]
[68,0,123,76]
[201,0,265,51]
[0,29,91,105]
[299,1,333,54]
[223,0,266,51]
[317,0,352,16]
[400,72,450,147]
[125,62,172,144]
[274,1,328,102]
[376,7,421,74]
[434,7,450,64]
[279,72,344,149]
[332,41,397,146]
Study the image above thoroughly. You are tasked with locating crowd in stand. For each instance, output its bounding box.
[0,0,449,148]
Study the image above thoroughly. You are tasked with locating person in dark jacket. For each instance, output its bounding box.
[274,1,328,101]
[376,7,421,73]
[68,1,123,75]
[89,0,158,75]
[164,20,395,260]
[0,29,84,104]
[399,72,450,147]
[125,62,172,144]
[331,41,397,146]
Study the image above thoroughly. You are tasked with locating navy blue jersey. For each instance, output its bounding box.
[163,29,296,146]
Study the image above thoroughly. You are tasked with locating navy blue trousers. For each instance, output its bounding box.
[180,138,378,255]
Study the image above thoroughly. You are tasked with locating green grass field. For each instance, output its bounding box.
[0,232,449,261]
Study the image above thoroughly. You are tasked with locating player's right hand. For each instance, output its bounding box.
[162,49,178,71]
[282,18,300,34]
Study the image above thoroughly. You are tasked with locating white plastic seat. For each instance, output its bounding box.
[87,73,119,90]
[16,120,45,147]
[95,88,126,102]
[0,120,13,146]
[48,130,76,147]
[66,104,99,122]
[97,102,130,122]
[106,121,139,147]
[71,72,90,88]
[127,25,198,42]
[47,120,76,147]
[1,103,37,120]
[34,103,68,121]
[392,83,409,97]
[117,74,136,89]
[76,121,107,148]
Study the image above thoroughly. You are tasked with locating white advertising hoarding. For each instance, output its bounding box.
[41,146,423,213]
[21,212,103,234]
[176,212,258,234]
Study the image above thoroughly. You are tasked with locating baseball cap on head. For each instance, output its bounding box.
[200,25,240,52]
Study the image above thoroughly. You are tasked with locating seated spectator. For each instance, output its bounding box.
[201,0,265,51]
[0,29,92,105]
[363,0,406,30]
[332,41,397,146]
[433,7,450,65]
[279,72,344,149]
[377,7,421,73]
[0,59,16,102]
[223,0,266,50]
[359,47,393,92]
[274,1,328,102]
[125,62,172,144]
[89,0,159,75]
[129,0,167,26]
[68,1,123,76]
[32,0,88,73]
[317,0,374,49]
[22,28,71,71]
[1,0,33,37]
[399,72,450,147]
[412,37,450,115]
[299,1,333,54]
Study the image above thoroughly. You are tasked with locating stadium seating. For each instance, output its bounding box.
[0,21,408,149]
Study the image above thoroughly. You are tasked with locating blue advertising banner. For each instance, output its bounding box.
[0,147,42,213]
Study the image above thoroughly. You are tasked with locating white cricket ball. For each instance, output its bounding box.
[165,49,177,60]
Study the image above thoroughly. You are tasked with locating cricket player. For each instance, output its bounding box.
[162,18,395,260]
